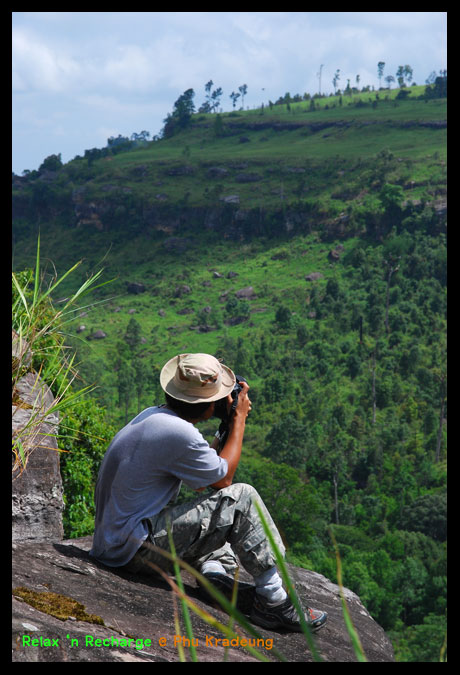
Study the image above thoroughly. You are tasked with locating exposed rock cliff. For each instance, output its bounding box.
[12,338,64,543]
[11,332,394,662]
[12,536,394,662]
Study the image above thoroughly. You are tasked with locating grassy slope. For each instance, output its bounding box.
[60,86,446,211]
[67,234,345,380]
[13,86,447,419]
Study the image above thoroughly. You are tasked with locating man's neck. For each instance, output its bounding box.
[164,404,198,424]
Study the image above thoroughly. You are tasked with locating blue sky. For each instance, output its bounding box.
[12,11,447,175]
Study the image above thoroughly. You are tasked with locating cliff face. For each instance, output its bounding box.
[12,536,394,662]
[11,337,394,662]
[12,351,64,543]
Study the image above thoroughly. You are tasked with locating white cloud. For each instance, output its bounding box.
[12,27,80,92]
[229,12,278,43]
[101,44,159,91]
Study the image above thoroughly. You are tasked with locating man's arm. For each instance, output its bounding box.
[210,382,251,489]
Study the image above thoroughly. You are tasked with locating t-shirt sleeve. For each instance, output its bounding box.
[170,435,228,489]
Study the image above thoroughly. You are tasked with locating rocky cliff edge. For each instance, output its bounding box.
[12,534,394,662]
[12,335,394,662]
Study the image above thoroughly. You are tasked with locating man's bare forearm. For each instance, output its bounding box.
[209,381,251,489]
[210,411,246,488]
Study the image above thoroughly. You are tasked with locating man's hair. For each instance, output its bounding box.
[165,393,212,420]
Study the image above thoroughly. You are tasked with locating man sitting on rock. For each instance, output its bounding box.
[90,353,327,633]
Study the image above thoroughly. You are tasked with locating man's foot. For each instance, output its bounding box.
[250,593,328,633]
[197,572,256,615]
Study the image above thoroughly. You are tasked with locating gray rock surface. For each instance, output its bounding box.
[86,330,107,340]
[12,536,394,662]
[12,372,64,543]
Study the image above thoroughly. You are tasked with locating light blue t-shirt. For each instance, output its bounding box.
[89,406,228,567]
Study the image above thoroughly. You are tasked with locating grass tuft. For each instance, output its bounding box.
[12,235,114,476]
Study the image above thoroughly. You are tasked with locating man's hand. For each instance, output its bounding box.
[228,381,251,425]
[210,381,251,490]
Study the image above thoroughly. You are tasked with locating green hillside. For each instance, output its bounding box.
[12,84,447,661]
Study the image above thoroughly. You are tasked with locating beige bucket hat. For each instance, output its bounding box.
[160,353,236,403]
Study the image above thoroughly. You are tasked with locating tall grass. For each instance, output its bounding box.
[328,527,368,662]
[12,235,113,476]
[127,539,281,662]
[253,500,323,661]
[166,517,198,662]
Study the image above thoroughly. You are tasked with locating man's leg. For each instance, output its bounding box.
[124,483,284,579]
[124,482,328,632]
[175,483,285,577]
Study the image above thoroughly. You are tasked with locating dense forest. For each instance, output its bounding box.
[12,81,446,661]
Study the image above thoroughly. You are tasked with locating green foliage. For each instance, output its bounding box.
[399,492,447,541]
[235,458,317,548]
[163,88,196,138]
[12,238,111,475]
[12,88,446,661]
[59,397,116,539]
[265,414,308,467]
[379,183,404,212]
[390,613,447,662]
[213,114,225,138]
[274,304,292,329]
[38,153,63,173]
[225,296,251,322]
[424,73,447,100]
[123,316,142,350]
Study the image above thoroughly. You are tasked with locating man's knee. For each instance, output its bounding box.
[217,482,260,503]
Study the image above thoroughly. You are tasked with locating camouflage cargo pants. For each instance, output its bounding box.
[123,483,285,579]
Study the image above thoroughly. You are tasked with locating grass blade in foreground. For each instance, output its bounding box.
[329,528,368,662]
[137,540,283,661]
[172,592,187,662]
[439,628,447,662]
[224,566,240,662]
[166,518,198,662]
[254,499,323,662]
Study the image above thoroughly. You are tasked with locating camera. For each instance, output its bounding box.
[213,375,247,452]
[214,375,247,422]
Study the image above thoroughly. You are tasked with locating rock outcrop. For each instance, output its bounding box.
[12,329,394,662]
[86,330,107,340]
[12,370,64,544]
[126,282,146,295]
[235,286,256,299]
[12,536,394,662]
